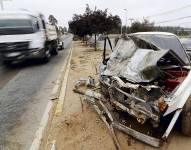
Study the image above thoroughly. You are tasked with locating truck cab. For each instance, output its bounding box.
[0,11,58,64]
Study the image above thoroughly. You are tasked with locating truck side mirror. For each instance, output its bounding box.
[42,20,46,29]
[33,21,40,32]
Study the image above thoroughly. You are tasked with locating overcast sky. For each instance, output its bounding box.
[2,0,191,28]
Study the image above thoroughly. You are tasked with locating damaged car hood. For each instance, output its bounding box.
[102,34,189,83]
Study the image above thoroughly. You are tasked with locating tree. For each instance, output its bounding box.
[68,4,121,50]
[63,27,67,32]
[130,19,154,33]
[58,26,67,34]
[83,5,121,49]
[69,14,90,42]
[154,26,190,36]
[48,15,58,25]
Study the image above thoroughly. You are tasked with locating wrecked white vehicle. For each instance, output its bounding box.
[99,32,191,147]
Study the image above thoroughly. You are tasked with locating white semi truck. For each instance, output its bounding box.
[0,11,59,65]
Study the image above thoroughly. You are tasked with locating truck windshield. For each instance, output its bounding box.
[0,19,34,35]
[0,19,32,28]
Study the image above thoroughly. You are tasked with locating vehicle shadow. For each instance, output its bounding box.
[6,59,50,69]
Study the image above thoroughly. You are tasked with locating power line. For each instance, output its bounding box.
[179,21,191,25]
[147,4,191,18]
[155,16,191,24]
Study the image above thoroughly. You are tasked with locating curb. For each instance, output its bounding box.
[51,49,72,100]
[29,45,73,150]
[54,47,72,116]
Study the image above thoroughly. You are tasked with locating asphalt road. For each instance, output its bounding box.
[0,34,73,149]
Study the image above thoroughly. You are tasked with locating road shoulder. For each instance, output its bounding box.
[39,41,191,150]
[29,46,73,150]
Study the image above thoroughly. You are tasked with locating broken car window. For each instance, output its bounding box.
[134,34,190,65]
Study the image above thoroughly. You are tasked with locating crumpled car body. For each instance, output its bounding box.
[180,38,191,59]
[99,32,191,146]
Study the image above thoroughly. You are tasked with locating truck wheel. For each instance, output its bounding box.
[3,60,12,66]
[43,47,51,62]
[61,42,64,50]
[51,42,58,55]
[181,95,191,136]
[52,47,58,55]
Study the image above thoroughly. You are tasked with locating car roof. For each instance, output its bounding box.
[126,31,190,65]
[129,32,175,36]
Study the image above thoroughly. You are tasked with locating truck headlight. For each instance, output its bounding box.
[29,39,44,49]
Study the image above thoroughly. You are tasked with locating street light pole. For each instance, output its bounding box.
[120,23,122,35]
[0,0,12,11]
[124,9,127,33]
[0,0,4,10]
[129,18,134,26]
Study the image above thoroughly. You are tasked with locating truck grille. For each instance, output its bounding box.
[0,42,29,51]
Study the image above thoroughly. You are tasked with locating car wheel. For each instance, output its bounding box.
[181,95,191,136]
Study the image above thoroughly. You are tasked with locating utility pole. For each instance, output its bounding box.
[120,23,122,35]
[120,9,128,35]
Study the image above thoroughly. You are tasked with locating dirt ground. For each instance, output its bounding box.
[40,41,191,150]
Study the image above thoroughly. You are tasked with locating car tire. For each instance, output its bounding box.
[181,95,191,136]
